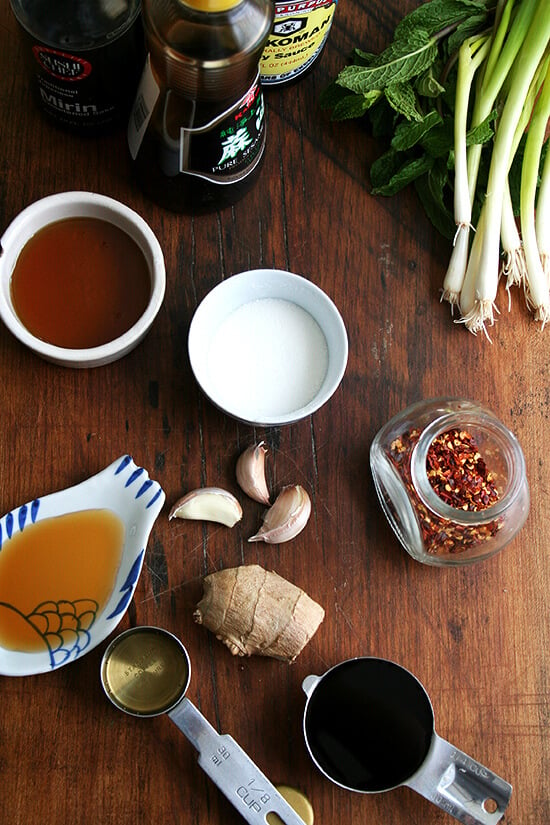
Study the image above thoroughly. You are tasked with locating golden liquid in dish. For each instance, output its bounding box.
[0,509,124,653]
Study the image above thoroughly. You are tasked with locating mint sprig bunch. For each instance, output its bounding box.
[321,0,495,239]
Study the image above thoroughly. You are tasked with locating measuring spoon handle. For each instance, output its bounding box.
[169,698,306,825]
[405,733,512,825]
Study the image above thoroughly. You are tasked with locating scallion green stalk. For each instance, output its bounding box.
[460,0,550,334]
[535,141,550,278]
[441,35,489,309]
[498,60,547,296]
[520,59,550,325]
[466,0,539,205]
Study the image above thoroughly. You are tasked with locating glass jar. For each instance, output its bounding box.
[369,398,530,566]
[10,0,144,134]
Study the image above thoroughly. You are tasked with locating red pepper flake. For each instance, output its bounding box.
[386,427,502,555]
[426,429,499,512]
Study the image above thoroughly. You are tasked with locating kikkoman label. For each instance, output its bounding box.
[260,0,337,85]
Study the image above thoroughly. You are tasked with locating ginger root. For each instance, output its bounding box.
[193,564,325,663]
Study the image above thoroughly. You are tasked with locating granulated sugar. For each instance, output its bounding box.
[207,298,329,418]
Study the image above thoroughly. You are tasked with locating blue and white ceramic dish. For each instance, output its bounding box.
[0,455,165,676]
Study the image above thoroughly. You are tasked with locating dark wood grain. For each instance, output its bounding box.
[1,2,548,825]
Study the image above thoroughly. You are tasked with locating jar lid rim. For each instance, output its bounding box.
[411,411,526,524]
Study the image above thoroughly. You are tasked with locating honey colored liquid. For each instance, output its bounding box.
[305,660,433,792]
[0,509,124,652]
[10,217,151,349]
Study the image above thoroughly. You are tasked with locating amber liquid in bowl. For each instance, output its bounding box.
[0,509,124,653]
[10,217,151,349]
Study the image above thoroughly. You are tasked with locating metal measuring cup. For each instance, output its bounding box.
[100,626,306,825]
[302,657,512,825]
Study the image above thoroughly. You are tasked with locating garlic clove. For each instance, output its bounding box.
[236,441,271,504]
[248,484,311,543]
[169,487,243,527]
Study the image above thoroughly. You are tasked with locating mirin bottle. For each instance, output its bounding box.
[10,0,144,133]
[128,0,273,212]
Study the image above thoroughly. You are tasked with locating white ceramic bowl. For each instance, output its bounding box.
[188,269,348,426]
[0,455,165,676]
[0,192,165,367]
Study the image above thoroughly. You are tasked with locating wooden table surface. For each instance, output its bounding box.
[1,2,548,824]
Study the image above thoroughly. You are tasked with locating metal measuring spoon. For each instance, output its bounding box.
[100,626,306,825]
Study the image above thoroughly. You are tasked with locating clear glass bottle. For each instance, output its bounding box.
[260,0,338,87]
[128,0,273,212]
[10,0,144,134]
[370,398,530,566]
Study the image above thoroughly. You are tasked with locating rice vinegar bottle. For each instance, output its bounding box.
[128,0,273,212]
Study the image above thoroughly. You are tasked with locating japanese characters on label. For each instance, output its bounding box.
[181,79,266,183]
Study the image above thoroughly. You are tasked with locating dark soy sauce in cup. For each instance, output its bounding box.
[304,658,433,791]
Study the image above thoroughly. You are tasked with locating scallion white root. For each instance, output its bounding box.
[442,225,470,309]
[501,179,527,302]
[459,204,500,337]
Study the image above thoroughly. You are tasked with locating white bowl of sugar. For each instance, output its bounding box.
[188,269,348,426]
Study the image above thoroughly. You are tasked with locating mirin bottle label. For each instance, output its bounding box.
[260,0,337,85]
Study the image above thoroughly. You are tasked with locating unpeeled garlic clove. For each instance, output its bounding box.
[248,484,311,543]
[169,487,243,527]
[236,441,271,505]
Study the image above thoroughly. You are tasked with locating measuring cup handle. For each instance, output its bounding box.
[169,698,307,825]
[404,734,512,825]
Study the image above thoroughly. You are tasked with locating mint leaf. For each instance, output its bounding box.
[320,76,382,119]
[414,163,455,238]
[319,80,349,110]
[391,109,443,151]
[368,99,397,138]
[394,0,489,40]
[332,91,381,120]
[421,116,454,157]
[466,110,497,147]
[385,82,423,121]
[446,12,490,54]
[353,49,377,66]
[336,30,438,94]
[371,155,434,196]
[415,65,446,97]
[369,149,403,189]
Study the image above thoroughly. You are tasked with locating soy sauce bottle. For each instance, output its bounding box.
[10,0,144,134]
[128,0,273,212]
[260,0,338,87]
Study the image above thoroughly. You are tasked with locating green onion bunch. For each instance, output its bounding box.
[322,0,550,337]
